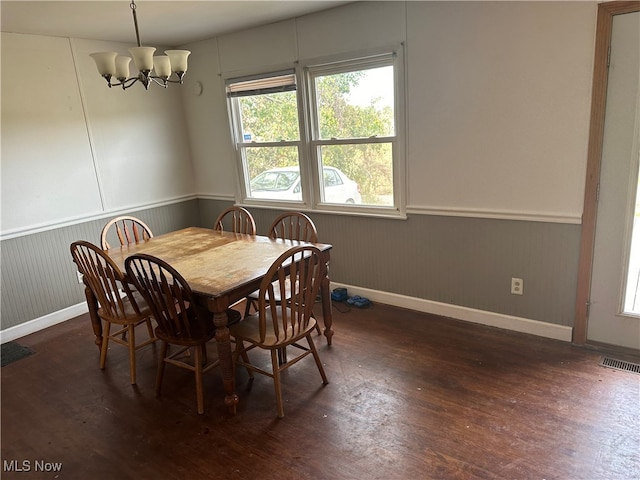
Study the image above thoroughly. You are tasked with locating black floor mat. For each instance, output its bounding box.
[1,341,34,367]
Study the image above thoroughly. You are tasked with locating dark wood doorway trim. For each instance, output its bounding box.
[574,1,640,344]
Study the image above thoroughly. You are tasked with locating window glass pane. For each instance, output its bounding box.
[319,143,393,206]
[245,146,302,201]
[315,65,394,140]
[237,90,299,142]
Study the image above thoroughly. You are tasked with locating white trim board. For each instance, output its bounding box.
[405,205,582,225]
[1,285,573,344]
[330,283,573,342]
[0,303,88,344]
[0,195,197,241]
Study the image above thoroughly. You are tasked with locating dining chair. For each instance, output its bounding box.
[269,211,318,243]
[244,212,322,337]
[214,206,256,235]
[70,240,157,385]
[230,245,329,418]
[124,253,242,414]
[100,215,153,250]
[100,215,154,345]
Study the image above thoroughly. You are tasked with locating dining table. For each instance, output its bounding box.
[83,226,333,414]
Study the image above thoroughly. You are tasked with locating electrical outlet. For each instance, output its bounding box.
[511,277,523,295]
[76,271,84,284]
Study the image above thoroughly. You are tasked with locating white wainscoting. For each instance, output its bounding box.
[0,303,89,344]
[1,283,573,344]
[330,282,573,342]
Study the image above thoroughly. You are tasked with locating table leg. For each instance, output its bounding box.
[320,255,334,345]
[84,285,103,349]
[213,311,238,414]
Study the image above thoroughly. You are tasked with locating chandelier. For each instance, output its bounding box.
[89,1,190,90]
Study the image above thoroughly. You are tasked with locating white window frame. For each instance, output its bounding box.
[226,46,406,218]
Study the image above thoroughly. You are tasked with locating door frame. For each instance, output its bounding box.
[574,1,640,344]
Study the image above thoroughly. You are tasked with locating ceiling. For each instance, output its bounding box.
[0,1,352,47]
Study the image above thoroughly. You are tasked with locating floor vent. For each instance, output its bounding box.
[599,356,640,375]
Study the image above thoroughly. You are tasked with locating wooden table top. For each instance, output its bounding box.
[106,226,332,300]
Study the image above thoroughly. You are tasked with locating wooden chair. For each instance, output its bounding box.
[100,215,153,250]
[214,206,256,235]
[100,215,154,344]
[244,212,322,337]
[269,211,318,243]
[124,253,241,414]
[70,241,156,385]
[231,245,329,418]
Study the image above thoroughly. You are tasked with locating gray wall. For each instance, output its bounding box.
[1,201,199,330]
[1,198,580,332]
[201,199,581,327]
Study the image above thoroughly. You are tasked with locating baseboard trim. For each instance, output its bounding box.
[1,285,573,344]
[0,303,89,344]
[331,283,573,342]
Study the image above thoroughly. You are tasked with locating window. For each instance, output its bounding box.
[226,50,403,215]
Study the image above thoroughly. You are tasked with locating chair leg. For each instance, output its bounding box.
[271,349,285,418]
[277,347,288,365]
[233,340,255,380]
[128,323,136,385]
[201,343,208,365]
[243,298,254,318]
[145,318,155,339]
[311,312,321,335]
[240,345,254,380]
[194,346,205,414]
[307,334,328,385]
[156,341,169,397]
[99,321,111,370]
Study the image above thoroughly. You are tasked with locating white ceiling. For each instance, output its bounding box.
[0,1,352,47]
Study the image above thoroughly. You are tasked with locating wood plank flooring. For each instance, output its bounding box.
[2,302,639,479]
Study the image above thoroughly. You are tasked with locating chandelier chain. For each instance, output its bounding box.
[130,1,142,47]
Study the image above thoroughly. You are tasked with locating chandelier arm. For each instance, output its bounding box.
[149,77,168,88]
[147,75,185,85]
[122,77,140,90]
[110,77,139,90]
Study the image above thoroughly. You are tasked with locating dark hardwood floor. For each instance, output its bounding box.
[2,302,639,479]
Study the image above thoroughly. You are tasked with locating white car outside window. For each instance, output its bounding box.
[250,166,362,204]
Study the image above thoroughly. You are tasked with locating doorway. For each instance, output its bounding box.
[575,2,640,349]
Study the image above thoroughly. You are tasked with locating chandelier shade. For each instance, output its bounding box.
[90,1,190,90]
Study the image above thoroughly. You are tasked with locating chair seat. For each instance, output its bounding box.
[155,322,215,347]
[155,308,241,347]
[230,309,317,348]
[97,290,151,324]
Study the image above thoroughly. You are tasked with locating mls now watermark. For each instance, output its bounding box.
[4,459,63,473]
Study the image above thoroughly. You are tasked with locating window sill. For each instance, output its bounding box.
[237,199,407,220]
